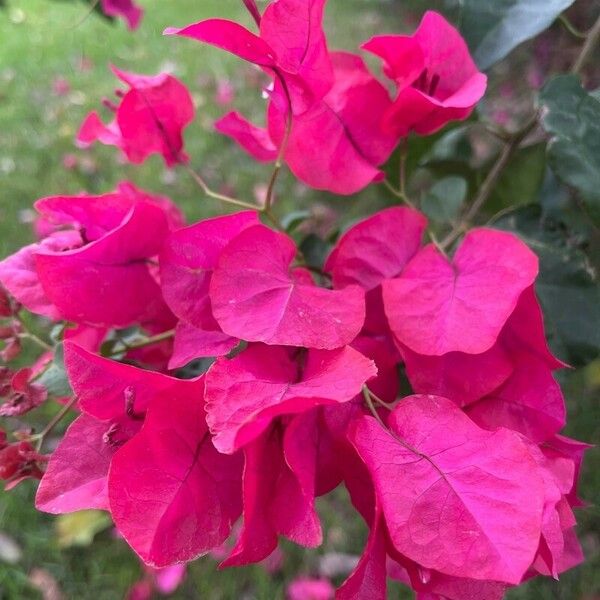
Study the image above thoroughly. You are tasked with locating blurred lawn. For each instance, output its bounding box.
[0,0,598,598]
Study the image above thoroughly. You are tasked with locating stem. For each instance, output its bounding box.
[183,164,262,211]
[571,12,600,74]
[17,333,52,352]
[383,179,416,209]
[362,387,388,430]
[558,14,587,40]
[34,396,78,451]
[107,329,175,357]
[399,137,408,197]
[440,113,538,249]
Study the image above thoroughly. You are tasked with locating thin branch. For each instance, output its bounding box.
[106,329,175,358]
[383,178,416,209]
[34,396,78,451]
[558,14,587,40]
[440,113,539,249]
[571,12,600,74]
[183,164,262,211]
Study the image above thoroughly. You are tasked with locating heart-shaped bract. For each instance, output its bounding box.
[383,228,538,356]
[109,383,243,567]
[205,343,376,454]
[351,395,546,584]
[210,224,365,349]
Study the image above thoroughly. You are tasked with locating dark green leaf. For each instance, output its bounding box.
[495,205,600,366]
[420,126,472,166]
[421,176,467,223]
[446,0,575,69]
[539,75,600,223]
[299,234,331,271]
[281,210,311,233]
[38,342,73,397]
[486,143,546,213]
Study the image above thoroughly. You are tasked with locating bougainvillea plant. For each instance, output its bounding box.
[2,0,599,598]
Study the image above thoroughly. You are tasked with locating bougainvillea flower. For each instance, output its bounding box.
[325,206,426,334]
[64,342,204,421]
[216,52,399,194]
[210,225,365,348]
[35,201,171,328]
[36,414,141,513]
[78,67,195,166]
[351,395,546,584]
[400,342,514,406]
[100,0,143,30]
[159,211,259,365]
[0,368,47,417]
[221,422,321,566]
[383,228,538,356]
[0,439,46,490]
[0,286,12,317]
[204,343,376,454]
[287,577,335,600]
[0,185,179,328]
[466,358,566,442]
[109,382,243,567]
[0,231,82,320]
[363,11,487,137]
[398,285,564,406]
[214,112,278,162]
[166,0,332,114]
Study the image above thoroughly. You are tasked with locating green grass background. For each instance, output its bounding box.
[0,0,598,598]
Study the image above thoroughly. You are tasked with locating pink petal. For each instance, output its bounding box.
[268,52,397,194]
[466,358,566,442]
[383,228,538,356]
[287,577,335,600]
[222,424,320,567]
[109,386,243,567]
[210,225,365,349]
[399,342,514,406]
[325,206,426,290]
[64,342,204,421]
[159,211,259,327]
[164,19,276,66]
[215,112,278,162]
[100,0,143,30]
[36,414,140,513]
[351,395,546,584]
[35,202,171,327]
[260,0,333,112]
[0,231,81,320]
[169,321,238,369]
[205,343,376,454]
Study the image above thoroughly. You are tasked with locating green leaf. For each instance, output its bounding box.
[495,205,600,366]
[55,511,112,548]
[281,210,311,233]
[446,0,575,69]
[299,234,331,270]
[37,342,72,398]
[486,143,547,213]
[539,75,600,223]
[420,126,472,166]
[421,176,467,223]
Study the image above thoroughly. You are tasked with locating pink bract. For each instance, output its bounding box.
[78,67,195,166]
[363,11,487,136]
[383,228,538,356]
[210,225,365,348]
[204,343,376,454]
[109,383,243,567]
[351,396,546,584]
[101,0,143,30]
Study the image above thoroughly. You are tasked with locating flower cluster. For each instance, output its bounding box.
[0,1,589,599]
